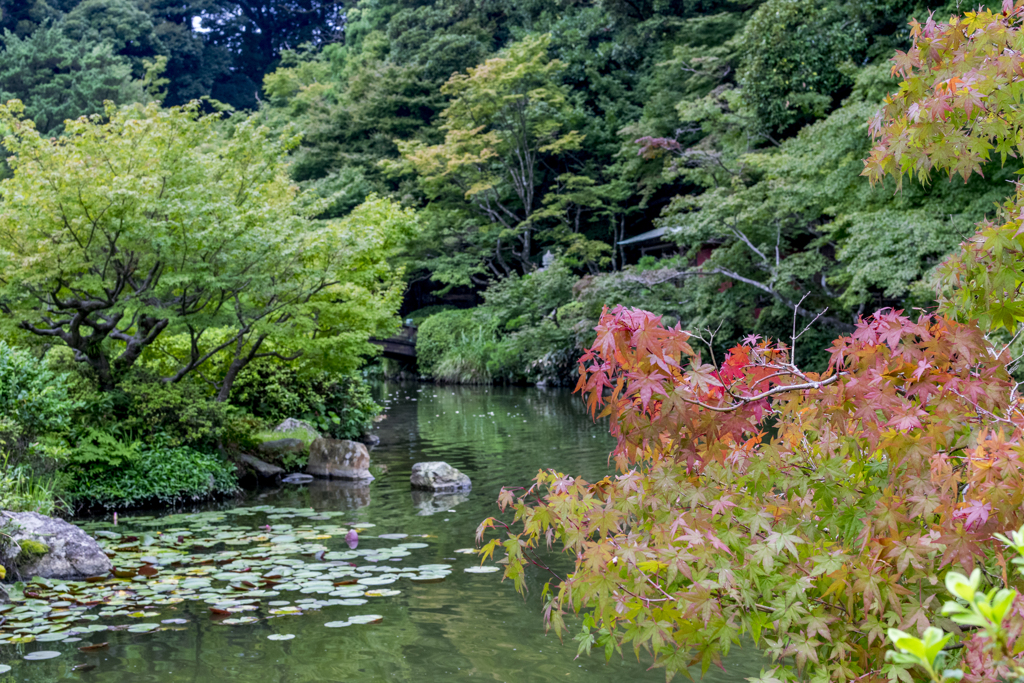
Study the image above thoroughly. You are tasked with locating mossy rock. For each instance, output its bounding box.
[17,539,49,561]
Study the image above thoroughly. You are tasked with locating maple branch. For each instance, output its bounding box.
[680,374,843,413]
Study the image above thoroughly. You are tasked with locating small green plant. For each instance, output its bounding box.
[69,427,142,467]
[886,524,1024,681]
[16,539,49,562]
[0,454,60,515]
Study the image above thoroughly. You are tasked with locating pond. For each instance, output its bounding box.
[1,383,764,682]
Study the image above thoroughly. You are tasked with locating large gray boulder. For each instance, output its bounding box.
[410,462,472,492]
[306,438,373,480]
[257,438,306,459]
[239,454,284,479]
[0,511,112,580]
[273,418,320,442]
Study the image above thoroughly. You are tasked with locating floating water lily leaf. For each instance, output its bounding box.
[364,589,400,598]
[453,548,476,555]
[271,535,297,544]
[347,614,383,624]
[378,534,408,540]
[78,642,109,652]
[323,620,350,628]
[0,664,10,673]
[34,632,69,642]
[410,574,447,584]
[464,566,500,574]
[357,576,396,586]
[269,606,301,615]
[23,651,61,660]
[127,623,160,633]
[267,634,295,640]
[334,598,367,606]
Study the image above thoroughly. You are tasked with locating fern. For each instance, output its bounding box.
[70,428,142,467]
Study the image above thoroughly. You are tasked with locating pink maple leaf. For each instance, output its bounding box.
[954,500,992,531]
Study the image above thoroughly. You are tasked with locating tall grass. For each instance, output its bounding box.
[432,327,494,384]
[0,455,60,515]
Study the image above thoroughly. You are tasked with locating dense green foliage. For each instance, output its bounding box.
[242,0,1017,383]
[0,101,409,510]
[231,364,381,440]
[0,341,76,458]
[63,443,237,509]
[0,0,1008,382]
[475,5,1024,681]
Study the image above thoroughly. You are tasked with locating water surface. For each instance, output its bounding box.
[3,383,763,682]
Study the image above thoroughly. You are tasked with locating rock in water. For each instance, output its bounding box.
[273,418,320,442]
[0,511,112,580]
[410,462,472,492]
[306,438,374,480]
[257,438,306,459]
[239,454,284,479]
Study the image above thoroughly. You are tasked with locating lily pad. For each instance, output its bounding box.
[23,651,61,660]
[464,566,501,574]
[323,620,351,628]
[267,633,295,640]
[357,576,397,586]
[347,614,383,624]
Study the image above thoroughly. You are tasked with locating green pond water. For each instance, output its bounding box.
[1,383,764,682]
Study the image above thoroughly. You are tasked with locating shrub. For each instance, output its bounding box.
[482,260,575,331]
[118,374,229,448]
[433,346,492,384]
[415,308,489,377]
[0,341,77,458]
[230,362,379,440]
[64,443,237,509]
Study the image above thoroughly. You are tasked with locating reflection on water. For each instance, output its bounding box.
[2,382,764,682]
[410,489,471,516]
